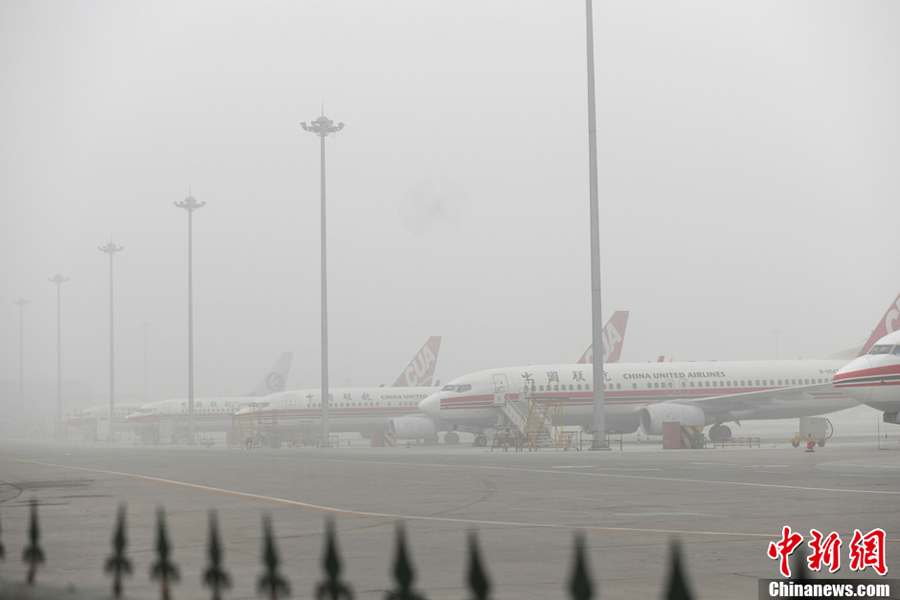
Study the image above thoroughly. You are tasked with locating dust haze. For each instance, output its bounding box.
[2,1,898,421]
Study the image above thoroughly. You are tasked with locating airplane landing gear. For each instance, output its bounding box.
[474,434,488,447]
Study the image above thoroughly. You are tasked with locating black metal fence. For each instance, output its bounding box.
[0,498,701,599]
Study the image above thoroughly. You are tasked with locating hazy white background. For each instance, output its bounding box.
[2,1,898,414]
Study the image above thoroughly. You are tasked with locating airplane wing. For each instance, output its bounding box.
[667,382,835,414]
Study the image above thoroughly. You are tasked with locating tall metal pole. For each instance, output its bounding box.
[13,298,29,424]
[302,114,344,447]
[174,195,206,444]
[586,0,609,450]
[49,275,68,439]
[99,242,123,442]
[142,322,150,402]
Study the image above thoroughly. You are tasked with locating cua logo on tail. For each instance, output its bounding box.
[858,293,900,356]
[577,311,629,364]
[394,336,442,387]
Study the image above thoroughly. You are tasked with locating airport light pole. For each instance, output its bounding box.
[49,274,68,439]
[301,113,344,447]
[142,322,150,402]
[585,0,609,450]
[99,242,124,442]
[13,297,29,423]
[174,194,206,444]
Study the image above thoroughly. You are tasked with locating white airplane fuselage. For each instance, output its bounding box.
[419,360,855,434]
[235,387,438,435]
[125,397,258,433]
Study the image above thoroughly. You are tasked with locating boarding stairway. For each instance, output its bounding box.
[492,378,574,450]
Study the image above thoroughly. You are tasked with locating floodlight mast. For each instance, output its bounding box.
[13,297,29,422]
[49,274,68,439]
[174,195,206,444]
[585,0,609,450]
[99,242,124,442]
[301,114,344,447]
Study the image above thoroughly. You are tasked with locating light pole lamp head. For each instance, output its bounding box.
[174,195,207,213]
[302,115,344,137]
[13,297,29,308]
[99,242,124,255]
[49,274,69,286]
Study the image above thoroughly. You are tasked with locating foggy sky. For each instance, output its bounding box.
[2,1,899,412]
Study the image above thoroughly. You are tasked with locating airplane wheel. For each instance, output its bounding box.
[444,432,460,445]
[474,434,487,447]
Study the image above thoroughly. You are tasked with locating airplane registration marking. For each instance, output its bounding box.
[6,458,778,540]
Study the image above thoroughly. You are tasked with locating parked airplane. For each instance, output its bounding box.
[238,313,631,444]
[235,336,442,439]
[68,402,146,439]
[832,293,900,423]
[124,352,293,435]
[418,299,899,446]
[388,313,629,443]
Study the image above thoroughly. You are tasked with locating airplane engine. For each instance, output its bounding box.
[639,403,705,436]
[388,415,438,440]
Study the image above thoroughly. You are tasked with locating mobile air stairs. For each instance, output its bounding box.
[490,376,579,451]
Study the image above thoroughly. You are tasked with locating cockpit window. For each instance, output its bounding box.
[441,384,472,393]
[893,346,900,357]
[869,345,893,355]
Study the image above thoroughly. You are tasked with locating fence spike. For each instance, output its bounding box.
[204,510,232,600]
[385,523,427,600]
[150,507,180,600]
[316,519,353,600]
[662,540,693,600]
[22,498,44,584]
[257,514,290,600]
[467,532,490,600]
[104,504,132,598]
[567,533,593,600]
[790,549,814,581]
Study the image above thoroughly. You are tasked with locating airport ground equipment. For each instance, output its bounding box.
[713,436,760,448]
[491,378,577,450]
[791,417,832,448]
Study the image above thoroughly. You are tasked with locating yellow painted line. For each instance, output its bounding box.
[7,458,771,540]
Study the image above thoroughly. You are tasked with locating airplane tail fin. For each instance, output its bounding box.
[858,292,900,357]
[577,311,629,364]
[392,336,442,387]
[248,352,293,396]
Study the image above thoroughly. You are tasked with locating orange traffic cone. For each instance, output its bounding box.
[406,441,411,449]
[637,433,642,444]
[805,434,815,453]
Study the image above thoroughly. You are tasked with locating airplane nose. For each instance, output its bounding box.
[834,357,874,402]
[418,392,442,419]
